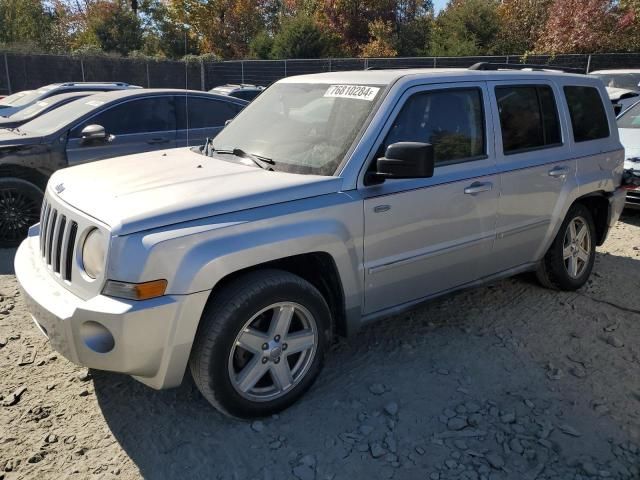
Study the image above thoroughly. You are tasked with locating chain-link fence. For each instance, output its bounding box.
[1,52,640,95]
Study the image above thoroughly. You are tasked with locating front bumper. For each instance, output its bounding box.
[14,232,210,389]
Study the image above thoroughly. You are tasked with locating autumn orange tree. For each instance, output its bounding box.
[494,0,553,54]
[535,0,623,54]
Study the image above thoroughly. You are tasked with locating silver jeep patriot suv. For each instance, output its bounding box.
[15,65,627,418]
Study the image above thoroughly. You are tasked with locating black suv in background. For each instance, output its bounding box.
[0,89,246,246]
[209,84,265,101]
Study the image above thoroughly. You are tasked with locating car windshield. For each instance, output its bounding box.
[591,73,640,91]
[212,82,383,175]
[617,101,640,129]
[19,97,107,135]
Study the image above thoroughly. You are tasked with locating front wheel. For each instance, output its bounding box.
[0,178,43,248]
[189,269,331,418]
[536,203,596,290]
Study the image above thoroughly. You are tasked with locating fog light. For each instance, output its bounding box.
[80,321,115,353]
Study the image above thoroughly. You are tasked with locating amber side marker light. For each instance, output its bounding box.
[103,279,168,301]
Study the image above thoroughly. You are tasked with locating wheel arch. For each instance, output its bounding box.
[203,252,348,338]
[0,164,49,191]
[573,191,612,246]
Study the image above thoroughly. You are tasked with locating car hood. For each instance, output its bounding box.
[606,87,639,101]
[50,147,343,235]
[0,128,43,146]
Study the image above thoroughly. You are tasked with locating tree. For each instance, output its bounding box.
[494,0,553,54]
[0,0,53,50]
[429,0,501,56]
[271,15,334,58]
[535,0,618,54]
[360,20,397,57]
[249,31,275,59]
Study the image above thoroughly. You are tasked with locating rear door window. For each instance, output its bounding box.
[564,86,610,142]
[495,85,562,154]
[382,88,486,165]
[176,96,240,130]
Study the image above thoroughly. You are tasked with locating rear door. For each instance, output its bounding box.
[175,96,243,147]
[361,82,499,315]
[66,96,177,165]
[488,81,576,272]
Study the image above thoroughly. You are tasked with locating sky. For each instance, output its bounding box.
[434,0,448,13]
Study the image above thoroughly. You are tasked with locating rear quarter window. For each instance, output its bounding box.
[564,86,610,142]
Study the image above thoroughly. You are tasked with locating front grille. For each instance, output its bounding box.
[40,198,78,282]
[627,189,640,207]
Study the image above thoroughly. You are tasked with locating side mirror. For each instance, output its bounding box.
[80,124,114,145]
[367,142,435,185]
[614,104,623,116]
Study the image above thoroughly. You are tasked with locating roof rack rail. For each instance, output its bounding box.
[59,81,130,87]
[468,62,584,74]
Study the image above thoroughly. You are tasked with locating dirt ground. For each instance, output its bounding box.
[1,212,640,480]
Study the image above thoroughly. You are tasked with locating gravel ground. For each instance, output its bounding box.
[1,212,640,480]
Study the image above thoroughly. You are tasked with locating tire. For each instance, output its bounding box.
[536,203,596,291]
[189,269,331,418]
[0,178,43,248]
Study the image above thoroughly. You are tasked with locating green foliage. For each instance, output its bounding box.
[0,0,52,48]
[429,0,501,56]
[271,15,334,59]
[249,31,275,59]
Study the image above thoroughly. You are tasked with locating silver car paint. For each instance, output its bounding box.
[15,69,626,390]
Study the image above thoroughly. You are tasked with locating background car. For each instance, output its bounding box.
[0,82,141,118]
[0,92,92,129]
[589,69,640,115]
[209,84,265,101]
[0,89,247,246]
[615,100,640,209]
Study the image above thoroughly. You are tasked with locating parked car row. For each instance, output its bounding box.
[0,82,255,246]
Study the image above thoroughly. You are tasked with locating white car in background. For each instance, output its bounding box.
[617,100,640,209]
[589,69,640,115]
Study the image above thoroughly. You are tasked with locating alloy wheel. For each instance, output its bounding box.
[562,216,591,279]
[227,302,318,402]
[0,188,40,245]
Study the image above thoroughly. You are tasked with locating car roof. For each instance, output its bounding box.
[276,68,588,86]
[590,70,640,74]
[74,88,248,105]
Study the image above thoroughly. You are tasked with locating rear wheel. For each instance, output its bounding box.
[0,178,43,247]
[189,269,331,418]
[536,203,596,290]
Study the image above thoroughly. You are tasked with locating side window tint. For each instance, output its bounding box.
[185,97,239,129]
[496,85,561,154]
[72,97,176,137]
[564,86,610,142]
[382,88,485,165]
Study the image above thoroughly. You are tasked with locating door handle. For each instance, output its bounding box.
[464,181,493,195]
[548,166,570,178]
[148,138,171,145]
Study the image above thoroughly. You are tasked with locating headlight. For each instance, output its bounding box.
[82,228,106,279]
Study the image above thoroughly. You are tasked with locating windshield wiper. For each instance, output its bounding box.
[212,146,275,171]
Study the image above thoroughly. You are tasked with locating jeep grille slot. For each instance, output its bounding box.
[53,215,66,274]
[46,210,57,265]
[64,222,78,282]
[40,201,50,257]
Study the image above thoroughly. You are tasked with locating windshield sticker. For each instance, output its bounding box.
[85,100,105,107]
[324,85,380,101]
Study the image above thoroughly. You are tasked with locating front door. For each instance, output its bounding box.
[66,96,178,165]
[362,83,499,315]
